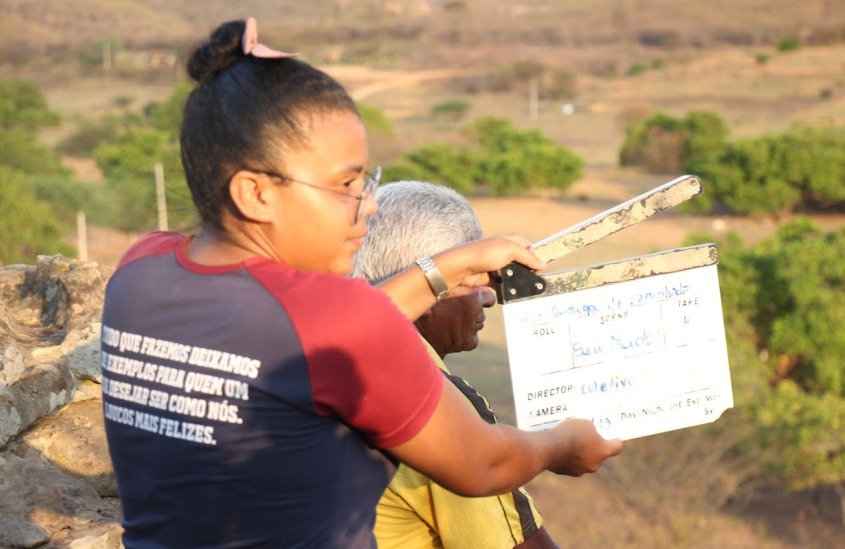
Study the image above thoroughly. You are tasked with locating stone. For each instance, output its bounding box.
[0,256,121,548]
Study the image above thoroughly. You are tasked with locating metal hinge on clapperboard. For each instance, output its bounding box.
[492,175,734,441]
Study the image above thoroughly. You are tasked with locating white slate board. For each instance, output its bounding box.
[502,264,733,440]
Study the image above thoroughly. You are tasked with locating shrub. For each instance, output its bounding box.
[357,103,394,136]
[620,110,728,176]
[385,117,582,196]
[777,36,800,52]
[626,62,648,77]
[56,117,123,157]
[430,99,471,123]
[0,167,74,265]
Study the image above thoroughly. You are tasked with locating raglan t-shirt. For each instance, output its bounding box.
[100,232,444,549]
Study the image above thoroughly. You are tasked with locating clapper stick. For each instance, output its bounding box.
[497,175,704,304]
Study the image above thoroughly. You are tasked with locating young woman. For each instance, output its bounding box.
[100,18,622,549]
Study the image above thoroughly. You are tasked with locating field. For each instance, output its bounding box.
[7,1,845,546]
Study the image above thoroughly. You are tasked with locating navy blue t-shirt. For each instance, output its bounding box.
[101,232,443,548]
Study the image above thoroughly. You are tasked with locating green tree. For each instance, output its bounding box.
[684,128,845,215]
[383,143,477,194]
[144,83,193,138]
[0,78,61,132]
[620,110,728,176]
[94,127,194,231]
[0,167,73,265]
[0,130,69,176]
[357,103,394,136]
[466,117,582,195]
[714,221,845,515]
[385,117,582,196]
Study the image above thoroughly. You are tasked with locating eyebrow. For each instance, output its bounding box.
[340,164,366,176]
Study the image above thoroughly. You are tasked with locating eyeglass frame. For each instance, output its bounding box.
[236,166,382,224]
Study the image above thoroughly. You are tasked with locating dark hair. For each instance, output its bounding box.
[181,20,359,230]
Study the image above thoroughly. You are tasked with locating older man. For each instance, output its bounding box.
[352,180,560,549]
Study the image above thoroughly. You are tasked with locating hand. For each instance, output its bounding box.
[546,418,623,477]
[434,233,546,290]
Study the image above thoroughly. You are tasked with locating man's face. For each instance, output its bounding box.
[415,286,497,358]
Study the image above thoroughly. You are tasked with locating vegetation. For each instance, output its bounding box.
[686,128,845,215]
[430,98,471,123]
[385,116,583,195]
[620,110,729,175]
[0,167,73,264]
[620,110,845,216]
[0,79,73,265]
[713,220,845,512]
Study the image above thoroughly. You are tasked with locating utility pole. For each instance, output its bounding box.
[76,211,88,262]
[529,76,539,121]
[155,162,168,231]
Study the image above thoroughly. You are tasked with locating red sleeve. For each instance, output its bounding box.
[250,264,443,449]
[115,232,186,271]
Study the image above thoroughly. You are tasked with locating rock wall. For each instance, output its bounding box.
[0,255,122,549]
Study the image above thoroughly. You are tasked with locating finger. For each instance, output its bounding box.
[497,233,534,249]
[510,246,546,272]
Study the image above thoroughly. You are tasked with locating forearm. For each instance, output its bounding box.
[376,249,470,321]
[376,235,545,321]
[389,382,622,497]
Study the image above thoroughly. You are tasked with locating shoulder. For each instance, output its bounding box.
[115,231,186,271]
[248,265,401,328]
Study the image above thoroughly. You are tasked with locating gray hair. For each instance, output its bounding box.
[352,180,482,284]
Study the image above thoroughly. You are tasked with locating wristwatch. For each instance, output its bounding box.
[415,256,449,302]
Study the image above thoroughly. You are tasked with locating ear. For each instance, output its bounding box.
[228,170,277,223]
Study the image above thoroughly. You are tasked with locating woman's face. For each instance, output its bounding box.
[268,110,375,275]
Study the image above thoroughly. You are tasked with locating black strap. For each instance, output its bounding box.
[443,371,539,539]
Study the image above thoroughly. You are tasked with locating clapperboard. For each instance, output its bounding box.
[494,175,733,440]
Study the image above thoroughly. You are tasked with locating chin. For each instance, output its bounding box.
[331,257,356,277]
[462,338,480,353]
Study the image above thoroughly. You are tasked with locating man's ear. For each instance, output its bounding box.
[229,170,276,223]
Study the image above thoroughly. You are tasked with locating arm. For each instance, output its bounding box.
[377,234,545,321]
[387,380,622,498]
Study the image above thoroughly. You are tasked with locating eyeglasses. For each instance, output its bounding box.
[250,166,381,224]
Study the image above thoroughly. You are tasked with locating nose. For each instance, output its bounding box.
[479,286,496,308]
[359,192,378,223]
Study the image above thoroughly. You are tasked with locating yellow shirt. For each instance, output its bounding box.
[374,339,543,549]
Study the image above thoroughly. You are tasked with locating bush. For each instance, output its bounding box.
[357,103,394,136]
[626,62,648,77]
[430,99,471,123]
[777,36,800,52]
[685,128,845,215]
[0,130,69,176]
[638,29,681,49]
[620,110,729,177]
[0,167,74,265]
[0,78,61,132]
[56,117,123,157]
[386,117,583,196]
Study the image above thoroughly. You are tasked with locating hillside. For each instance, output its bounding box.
[3,2,845,547]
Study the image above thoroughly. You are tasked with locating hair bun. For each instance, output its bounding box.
[187,20,247,84]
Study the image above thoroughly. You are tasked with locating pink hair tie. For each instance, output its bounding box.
[242,17,299,59]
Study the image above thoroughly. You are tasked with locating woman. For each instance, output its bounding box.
[100,18,621,549]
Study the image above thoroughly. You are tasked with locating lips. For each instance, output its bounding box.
[349,233,368,250]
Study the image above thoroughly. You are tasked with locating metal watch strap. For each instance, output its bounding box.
[416,256,449,302]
